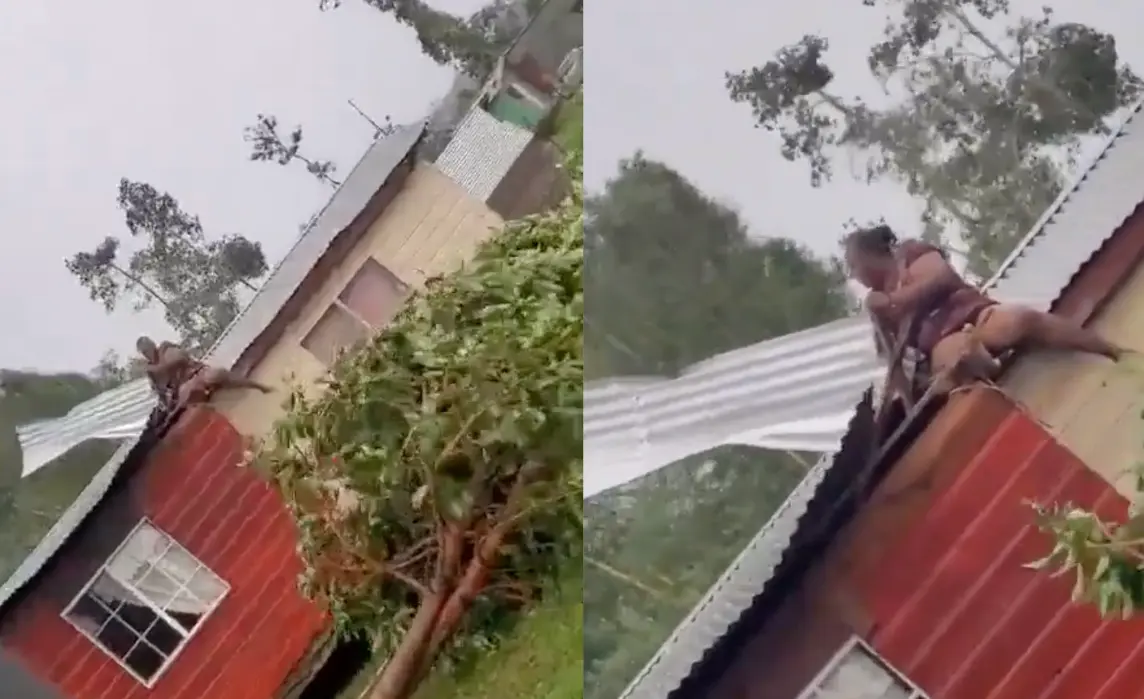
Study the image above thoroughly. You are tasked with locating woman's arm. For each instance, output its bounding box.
[153,345,192,373]
[890,251,962,311]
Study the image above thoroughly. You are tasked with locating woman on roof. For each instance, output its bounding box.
[843,224,1123,392]
[136,336,272,409]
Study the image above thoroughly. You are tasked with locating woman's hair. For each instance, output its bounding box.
[845,224,898,257]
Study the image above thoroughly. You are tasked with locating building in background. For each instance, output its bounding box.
[436,0,582,220]
[482,0,583,130]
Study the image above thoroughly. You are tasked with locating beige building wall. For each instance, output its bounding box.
[214,164,504,440]
[1004,260,1144,497]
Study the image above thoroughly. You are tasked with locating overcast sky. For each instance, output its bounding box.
[587,0,1142,267]
[0,0,487,373]
[11,0,1141,375]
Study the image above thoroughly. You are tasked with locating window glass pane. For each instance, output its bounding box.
[154,545,200,586]
[338,258,409,328]
[96,616,139,659]
[814,646,912,699]
[302,304,369,365]
[187,568,228,607]
[124,640,168,681]
[107,524,171,583]
[69,591,113,635]
[88,573,146,628]
[65,521,228,685]
[133,564,183,612]
[141,617,183,655]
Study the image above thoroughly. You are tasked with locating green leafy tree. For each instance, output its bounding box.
[586,153,851,378]
[317,0,532,78]
[65,179,269,355]
[1029,438,1144,620]
[254,175,583,699]
[1027,500,1144,620]
[583,155,848,699]
[244,114,343,188]
[725,5,1139,276]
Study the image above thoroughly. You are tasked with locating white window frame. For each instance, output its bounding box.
[303,257,409,364]
[796,636,928,699]
[61,518,230,688]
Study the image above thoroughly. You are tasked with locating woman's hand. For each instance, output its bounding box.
[866,291,894,314]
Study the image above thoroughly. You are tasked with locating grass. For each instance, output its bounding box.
[552,91,583,157]
[336,569,583,699]
[415,569,583,699]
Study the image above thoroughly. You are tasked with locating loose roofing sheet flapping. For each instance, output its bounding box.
[0,123,425,611]
[585,317,880,497]
[587,100,1144,501]
[615,100,1144,699]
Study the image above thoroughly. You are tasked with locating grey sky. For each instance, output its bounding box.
[1,0,487,373]
[587,0,1142,263]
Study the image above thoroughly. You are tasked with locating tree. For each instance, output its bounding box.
[317,0,532,78]
[66,179,269,355]
[1027,499,1144,620]
[243,114,342,188]
[254,171,583,699]
[585,153,851,378]
[582,155,849,699]
[725,5,1139,276]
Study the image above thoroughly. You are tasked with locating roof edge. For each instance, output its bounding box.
[217,123,426,373]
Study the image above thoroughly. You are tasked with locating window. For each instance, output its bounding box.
[63,520,228,686]
[798,638,927,699]
[301,258,409,365]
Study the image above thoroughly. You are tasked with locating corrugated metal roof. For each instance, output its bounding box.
[616,450,838,699]
[588,101,1144,501]
[435,107,534,200]
[209,122,426,368]
[1,124,425,610]
[16,378,153,479]
[0,437,136,608]
[585,318,878,497]
[13,124,425,480]
[989,102,1144,309]
[613,101,1144,699]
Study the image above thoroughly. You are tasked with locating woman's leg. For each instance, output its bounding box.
[929,329,1000,391]
[201,367,273,394]
[974,306,1122,360]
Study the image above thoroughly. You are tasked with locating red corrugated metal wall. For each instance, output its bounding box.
[0,408,328,699]
[854,404,1144,699]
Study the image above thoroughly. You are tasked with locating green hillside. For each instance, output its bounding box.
[0,370,119,580]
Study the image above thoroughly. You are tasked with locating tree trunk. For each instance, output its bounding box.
[943,4,1104,130]
[110,263,172,310]
[816,89,981,230]
[368,594,447,699]
[425,552,494,659]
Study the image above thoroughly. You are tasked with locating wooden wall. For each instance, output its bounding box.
[704,387,1144,699]
[0,408,326,699]
[1004,204,1144,496]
